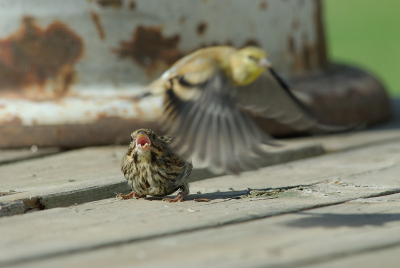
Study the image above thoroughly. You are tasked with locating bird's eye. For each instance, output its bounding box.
[130,136,133,142]
[247,55,257,61]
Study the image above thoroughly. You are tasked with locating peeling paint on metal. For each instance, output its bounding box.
[0,16,83,98]
[0,91,163,126]
[113,26,181,78]
[0,0,389,149]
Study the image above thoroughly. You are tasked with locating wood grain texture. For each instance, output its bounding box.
[0,147,61,165]
[1,139,400,266]
[0,142,324,216]
[6,194,399,268]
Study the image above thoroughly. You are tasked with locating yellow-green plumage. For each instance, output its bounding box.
[144,45,347,175]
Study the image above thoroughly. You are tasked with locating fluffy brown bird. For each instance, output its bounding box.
[145,46,352,175]
[117,129,192,202]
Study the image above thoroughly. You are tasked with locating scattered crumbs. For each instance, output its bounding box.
[229,187,234,191]
[196,191,202,194]
[164,205,169,208]
[30,145,38,152]
[187,208,198,212]
[240,189,284,199]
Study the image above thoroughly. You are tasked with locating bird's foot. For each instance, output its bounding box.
[116,191,145,200]
[163,192,185,203]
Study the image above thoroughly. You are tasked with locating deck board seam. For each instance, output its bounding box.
[2,188,400,267]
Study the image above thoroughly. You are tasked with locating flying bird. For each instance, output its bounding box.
[144,46,349,174]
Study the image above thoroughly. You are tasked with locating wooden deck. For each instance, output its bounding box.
[1,125,400,267]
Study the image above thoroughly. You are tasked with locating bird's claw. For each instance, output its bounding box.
[163,193,184,203]
[117,191,144,200]
[116,193,133,199]
[194,198,211,202]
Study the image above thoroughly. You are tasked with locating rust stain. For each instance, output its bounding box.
[97,0,122,8]
[288,36,295,52]
[292,19,300,30]
[315,0,328,68]
[302,44,312,71]
[0,17,83,97]
[90,10,106,40]
[289,34,319,75]
[113,26,181,79]
[60,66,76,95]
[114,25,262,81]
[196,22,207,36]
[178,16,186,24]
[259,1,267,10]
[3,117,23,126]
[129,0,136,10]
[198,40,234,49]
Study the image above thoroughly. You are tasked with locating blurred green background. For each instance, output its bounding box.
[325,0,400,97]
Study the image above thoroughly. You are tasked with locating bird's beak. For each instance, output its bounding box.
[258,57,272,68]
[136,133,151,151]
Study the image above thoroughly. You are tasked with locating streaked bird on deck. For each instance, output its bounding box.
[118,129,192,202]
[143,46,351,175]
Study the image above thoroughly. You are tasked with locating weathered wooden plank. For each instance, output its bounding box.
[0,142,324,216]
[0,146,127,216]
[0,147,61,165]
[1,140,400,266]
[292,128,400,153]
[2,126,400,217]
[5,193,400,268]
[314,246,400,268]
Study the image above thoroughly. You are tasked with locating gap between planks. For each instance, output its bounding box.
[2,190,400,268]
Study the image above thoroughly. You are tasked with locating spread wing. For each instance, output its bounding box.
[161,60,278,175]
[237,69,352,132]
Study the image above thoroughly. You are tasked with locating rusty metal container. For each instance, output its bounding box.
[0,0,391,148]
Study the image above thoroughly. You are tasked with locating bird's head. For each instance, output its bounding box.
[127,129,162,162]
[230,46,271,86]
